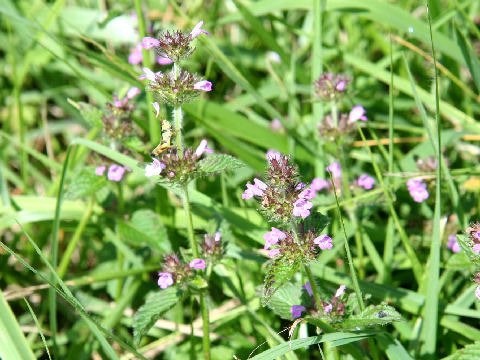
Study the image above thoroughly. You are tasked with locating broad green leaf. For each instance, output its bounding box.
[446,251,472,271]
[262,256,301,305]
[64,167,107,200]
[0,290,36,360]
[196,154,245,176]
[340,303,402,330]
[118,209,171,253]
[443,341,480,360]
[457,234,480,267]
[133,287,181,346]
[266,283,303,320]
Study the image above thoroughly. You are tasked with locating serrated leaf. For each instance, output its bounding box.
[266,283,303,320]
[64,168,107,200]
[118,209,170,253]
[443,341,480,360]
[196,154,245,176]
[301,213,329,234]
[457,234,480,267]
[340,303,402,330]
[262,256,301,306]
[133,287,181,346]
[69,99,104,128]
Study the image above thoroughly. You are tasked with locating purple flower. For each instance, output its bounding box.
[242,180,265,200]
[107,165,126,182]
[95,166,106,176]
[474,244,480,253]
[266,150,281,161]
[139,67,161,81]
[214,232,221,242]
[195,139,214,157]
[326,162,342,178]
[324,304,333,313]
[335,285,346,298]
[157,56,173,65]
[194,80,212,92]
[336,81,346,91]
[152,102,160,118]
[303,282,313,297]
[291,305,306,319]
[263,227,286,249]
[268,248,281,258]
[145,158,166,177]
[348,105,367,123]
[189,21,210,39]
[158,272,174,289]
[141,36,160,50]
[407,179,429,203]
[296,182,306,190]
[447,235,461,253]
[271,118,283,132]
[292,198,313,219]
[128,44,143,64]
[357,174,375,190]
[127,87,141,100]
[254,178,267,191]
[311,178,329,191]
[314,234,333,250]
[299,188,316,200]
[476,286,480,301]
[189,258,206,269]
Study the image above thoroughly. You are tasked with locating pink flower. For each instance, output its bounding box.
[195,139,214,157]
[447,235,461,253]
[473,244,480,253]
[326,162,342,178]
[145,158,166,177]
[266,150,282,161]
[336,81,346,91]
[107,164,126,182]
[263,227,286,249]
[194,80,212,92]
[139,67,161,81]
[291,305,306,319]
[268,248,281,258]
[128,44,143,64]
[476,286,480,300]
[158,272,174,289]
[270,118,283,131]
[292,198,313,219]
[348,105,367,123]
[314,234,333,250]
[141,36,160,50]
[242,180,265,199]
[299,188,316,200]
[189,258,206,269]
[407,179,429,203]
[156,56,172,65]
[296,182,306,190]
[95,166,106,176]
[357,174,375,190]
[214,232,221,242]
[152,102,160,118]
[311,178,329,191]
[324,304,333,313]
[189,21,210,39]
[254,178,267,191]
[303,282,313,297]
[127,87,141,99]
[335,285,346,298]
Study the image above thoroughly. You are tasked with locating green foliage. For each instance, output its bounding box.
[266,283,303,320]
[340,303,402,330]
[444,342,480,360]
[68,99,104,128]
[457,234,480,267]
[133,287,181,346]
[262,256,301,305]
[195,153,245,177]
[64,167,107,200]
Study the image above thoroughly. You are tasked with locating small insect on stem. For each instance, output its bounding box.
[151,120,179,156]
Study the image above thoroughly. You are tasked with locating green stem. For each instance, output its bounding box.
[173,62,184,158]
[304,265,323,310]
[182,186,198,258]
[199,295,211,359]
[330,173,365,311]
[116,182,125,300]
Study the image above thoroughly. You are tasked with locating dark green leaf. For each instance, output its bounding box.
[262,256,301,305]
[266,283,303,320]
[64,168,107,200]
[340,303,402,330]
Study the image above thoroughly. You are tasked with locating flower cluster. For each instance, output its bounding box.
[291,282,347,319]
[314,73,351,101]
[95,164,131,182]
[157,254,206,290]
[103,87,140,140]
[311,161,375,194]
[144,139,213,184]
[140,67,212,106]
[242,151,317,223]
[263,227,332,260]
[318,105,368,139]
[407,178,429,203]
[200,231,223,259]
[141,21,210,63]
[465,223,480,254]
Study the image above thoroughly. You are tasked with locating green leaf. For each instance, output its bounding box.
[266,283,303,320]
[64,167,107,200]
[189,276,208,290]
[446,251,473,271]
[68,99,104,128]
[457,234,480,267]
[301,213,329,234]
[443,341,480,360]
[340,303,402,330]
[118,209,171,253]
[262,256,301,305]
[133,287,181,346]
[455,24,480,93]
[195,153,245,176]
